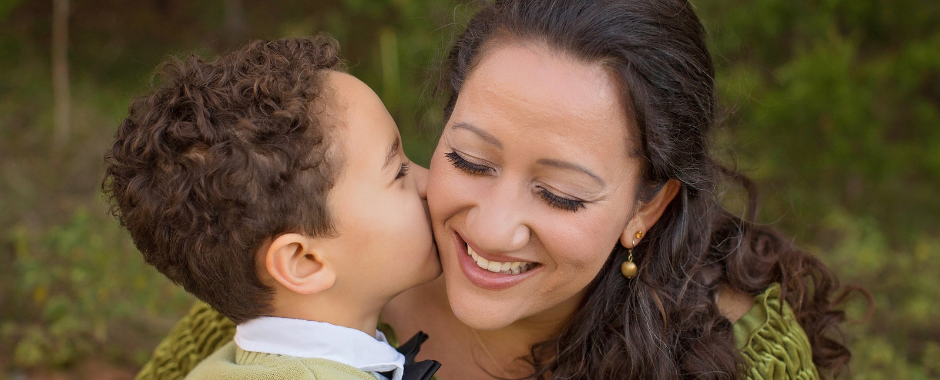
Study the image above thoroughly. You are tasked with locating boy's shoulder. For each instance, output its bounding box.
[185,341,379,380]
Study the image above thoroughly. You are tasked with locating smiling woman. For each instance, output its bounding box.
[133,1,859,380]
[396,0,858,378]
[428,42,671,331]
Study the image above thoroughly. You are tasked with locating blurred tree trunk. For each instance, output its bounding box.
[379,27,400,113]
[52,0,70,150]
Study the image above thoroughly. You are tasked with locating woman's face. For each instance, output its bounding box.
[427,42,647,330]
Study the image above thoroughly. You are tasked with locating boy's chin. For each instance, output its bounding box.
[414,254,444,287]
[382,254,441,298]
[389,246,442,294]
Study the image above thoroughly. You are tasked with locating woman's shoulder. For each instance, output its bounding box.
[732,283,819,380]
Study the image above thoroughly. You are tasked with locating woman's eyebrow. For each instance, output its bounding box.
[537,158,605,186]
[451,122,503,150]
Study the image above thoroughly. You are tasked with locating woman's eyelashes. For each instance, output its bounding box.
[446,150,587,212]
[445,151,492,175]
[537,187,587,212]
[396,161,411,179]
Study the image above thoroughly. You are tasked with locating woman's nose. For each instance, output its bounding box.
[464,181,530,253]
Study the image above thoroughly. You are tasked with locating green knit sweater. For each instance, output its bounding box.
[136,284,817,380]
[184,341,379,380]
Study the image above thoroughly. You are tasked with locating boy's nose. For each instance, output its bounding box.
[412,163,429,199]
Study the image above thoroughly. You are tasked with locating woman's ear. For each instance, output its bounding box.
[621,179,681,247]
[265,233,336,295]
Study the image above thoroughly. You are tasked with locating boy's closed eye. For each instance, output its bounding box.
[383,136,410,181]
[396,162,411,179]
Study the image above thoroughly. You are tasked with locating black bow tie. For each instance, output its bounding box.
[380,331,441,380]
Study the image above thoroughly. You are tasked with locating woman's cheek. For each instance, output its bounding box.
[428,165,471,223]
[548,213,620,273]
[426,179,448,227]
[426,151,450,217]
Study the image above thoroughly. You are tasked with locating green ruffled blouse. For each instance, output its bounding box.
[135,283,817,380]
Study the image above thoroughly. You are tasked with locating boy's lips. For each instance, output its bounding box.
[452,231,541,291]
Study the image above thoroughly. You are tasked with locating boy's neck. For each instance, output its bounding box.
[267,291,389,336]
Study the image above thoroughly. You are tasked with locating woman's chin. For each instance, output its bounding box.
[445,285,522,330]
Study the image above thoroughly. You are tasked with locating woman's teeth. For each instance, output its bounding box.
[467,245,533,275]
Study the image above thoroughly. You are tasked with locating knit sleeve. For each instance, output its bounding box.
[733,284,819,380]
[135,302,237,380]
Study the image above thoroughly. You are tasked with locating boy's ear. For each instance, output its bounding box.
[265,233,335,295]
[620,179,681,248]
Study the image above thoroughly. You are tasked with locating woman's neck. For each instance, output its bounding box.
[470,288,585,377]
[382,277,584,379]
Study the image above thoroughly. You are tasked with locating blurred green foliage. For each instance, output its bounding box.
[4,208,192,368]
[0,0,937,378]
[696,0,940,378]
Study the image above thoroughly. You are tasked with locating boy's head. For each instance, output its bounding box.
[104,36,439,325]
[261,72,440,326]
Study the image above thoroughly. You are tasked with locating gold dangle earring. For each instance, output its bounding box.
[621,231,642,279]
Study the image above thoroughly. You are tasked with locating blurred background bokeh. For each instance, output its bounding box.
[0,0,937,379]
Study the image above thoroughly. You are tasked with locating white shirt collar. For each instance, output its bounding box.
[235,317,406,380]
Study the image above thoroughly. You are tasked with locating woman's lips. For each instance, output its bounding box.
[453,232,541,291]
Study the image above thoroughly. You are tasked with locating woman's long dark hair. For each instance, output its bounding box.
[440,1,860,379]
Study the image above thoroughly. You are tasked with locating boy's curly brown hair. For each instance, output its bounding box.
[103,36,345,324]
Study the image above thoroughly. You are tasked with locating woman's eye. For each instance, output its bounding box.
[445,151,492,175]
[537,188,586,212]
[396,162,411,179]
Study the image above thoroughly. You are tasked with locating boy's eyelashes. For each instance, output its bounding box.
[396,161,411,179]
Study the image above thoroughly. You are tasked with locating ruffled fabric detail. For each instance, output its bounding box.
[733,283,819,380]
